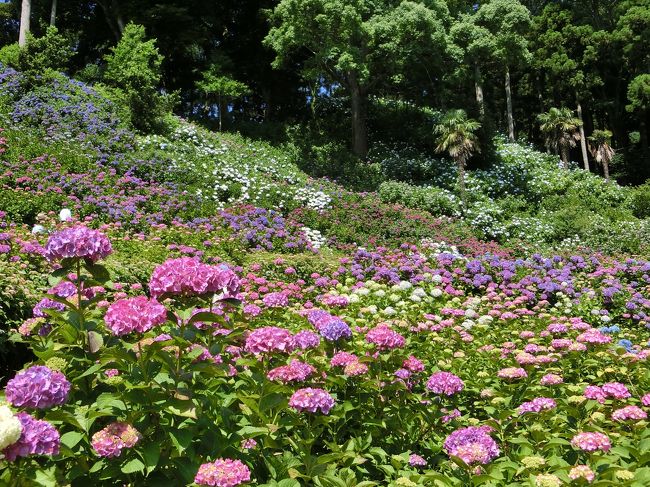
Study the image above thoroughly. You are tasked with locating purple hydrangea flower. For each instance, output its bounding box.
[45,226,112,262]
[2,412,60,461]
[5,366,70,409]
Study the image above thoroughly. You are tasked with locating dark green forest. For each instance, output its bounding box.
[1,0,648,182]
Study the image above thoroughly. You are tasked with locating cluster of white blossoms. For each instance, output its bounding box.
[293,187,332,212]
[0,404,22,451]
[301,226,327,249]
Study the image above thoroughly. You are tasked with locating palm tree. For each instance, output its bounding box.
[434,109,481,206]
[538,107,582,169]
[589,129,615,183]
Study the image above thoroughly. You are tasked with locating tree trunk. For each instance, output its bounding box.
[560,145,569,169]
[112,0,125,34]
[576,99,589,171]
[50,0,57,27]
[457,159,467,207]
[505,66,515,142]
[602,159,610,183]
[18,0,31,47]
[474,63,485,119]
[348,72,368,158]
[218,94,222,132]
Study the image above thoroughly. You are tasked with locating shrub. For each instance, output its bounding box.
[379,181,460,217]
[103,23,171,132]
[629,181,650,218]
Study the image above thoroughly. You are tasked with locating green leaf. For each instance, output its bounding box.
[121,458,146,474]
[60,431,84,449]
[142,442,160,474]
[169,429,193,454]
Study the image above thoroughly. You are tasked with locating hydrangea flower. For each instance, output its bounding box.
[91,422,141,458]
[601,382,631,400]
[244,327,294,355]
[5,366,70,409]
[516,397,557,415]
[2,413,60,461]
[365,325,405,350]
[444,426,499,465]
[569,465,595,483]
[0,405,22,451]
[267,360,316,383]
[571,432,611,452]
[293,330,321,349]
[497,367,527,380]
[104,296,167,335]
[289,388,335,414]
[611,405,647,422]
[319,319,352,342]
[45,226,112,262]
[149,257,239,298]
[194,458,251,486]
[409,453,427,467]
[426,372,464,396]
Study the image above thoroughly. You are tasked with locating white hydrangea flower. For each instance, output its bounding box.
[0,405,22,450]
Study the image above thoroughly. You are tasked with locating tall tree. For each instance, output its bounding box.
[589,129,615,182]
[434,109,481,205]
[18,0,31,47]
[475,0,531,142]
[265,0,449,158]
[538,107,582,168]
[449,15,496,120]
[197,65,250,131]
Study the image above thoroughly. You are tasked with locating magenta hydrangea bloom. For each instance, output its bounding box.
[149,257,239,299]
[602,382,631,400]
[444,426,500,465]
[195,458,251,487]
[2,412,60,461]
[642,394,650,406]
[289,388,335,414]
[330,351,359,367]
[244,327,294,355]
[403,355,425,372]
[571,432,611,452]
[540,374,563,386]
[91,422,141,458]
[426,372,464,396]
[267,360,316,383]
[344,361,368,377]
[516,397,557,415]
[104,296,167,336]
[365,325,405,350]
[45,226,112,262]
[584,385,606,404]
[611,405,647,422]
[5,366,70,409]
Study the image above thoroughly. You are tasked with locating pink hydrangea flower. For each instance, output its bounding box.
[344,361,368,377]
[409,453,427,467]
[365,325,405,350]
[497,367,527,380]
[267,360,316,383]
[602,382,631,400]
[642,394,650,406]
[91,422,141,458]
[569,465,595,483]
[330,352,359,367]
[149,257,239,298]
[571,432,611,452]
[611,405,647,422]
[516,397,557,415]
[540,374,563,386]
[289,388,335,414]
[584,386,606,404]
[195,458,251,486]
[403,355,425,372]
[244,327,294,355]
[104,296,167,335]
[426,372,464,396]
